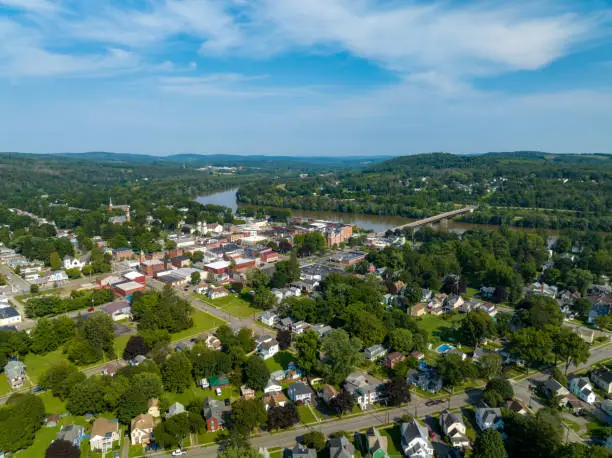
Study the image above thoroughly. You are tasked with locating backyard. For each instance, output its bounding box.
[170,309,226,341]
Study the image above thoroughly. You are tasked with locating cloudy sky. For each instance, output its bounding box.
[0,0,611,156]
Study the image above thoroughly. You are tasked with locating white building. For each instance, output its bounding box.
[401,418,434,458]
[569,377,597,404]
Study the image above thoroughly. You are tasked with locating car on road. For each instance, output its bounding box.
[87,307,94,312]
[172,450,187,456]
[425,400,444,406]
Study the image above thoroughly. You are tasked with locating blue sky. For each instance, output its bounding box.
[0,0,611,156]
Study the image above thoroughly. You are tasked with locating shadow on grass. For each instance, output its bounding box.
[273,351,295,369]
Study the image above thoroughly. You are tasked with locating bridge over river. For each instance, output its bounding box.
[385,205,477,233]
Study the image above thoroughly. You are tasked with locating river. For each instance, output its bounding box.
[194,188,511,234]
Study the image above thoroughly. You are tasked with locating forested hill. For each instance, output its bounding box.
[365,151,612,175]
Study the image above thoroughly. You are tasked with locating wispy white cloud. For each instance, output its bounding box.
[0,0,60,13]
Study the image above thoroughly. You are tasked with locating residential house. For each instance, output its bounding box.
[329,435,355,458]
[364,344,387,361]
[45,414,60,428]
[62,256,85,270]
[57,424,85,447]
[166,402,186,418]
[209,375,230,389]
[101,362,120,377]
[262,391,289,411]
[318,384,339,404]
[401,418,434,458]
[475,408,503,431]
[406,368,443,394]
[4,360,26,389]
[264,379,283,394]
[0,307,21,327]
[344,372,384,410]
[204,334,222,351]
[147,399,160,418]
[410,303,426,317]
[577,327,595,344]
[241,385,256,400]
[600,399,612,417]
[130,413,154,446]
[208,286,229,300]
[366,427,388,458]
[270,370,285,382]
[258,339,280,360]
[569,377,596,404]
[287,381,314,405]
[291,321,310,334]
[289,444,317,458]
[444,294,464,311]
[383,352,405,369]
[90,418,120,453]
[591,369,612,394]
[311,324,333,338]
[506,399,528,416]
[460,299,481,313]
[542,378,570,399]
[203,397,230,432]
[278,317,294,331]
[101,301,132,321]
[260,311,278,327]
[439,410,470,449]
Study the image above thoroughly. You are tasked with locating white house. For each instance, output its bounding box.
[591,369,612,394]
[401,418,434,458]
[263,379,283,394]
[0,306,21,327]
[90,418,120,453]
[130,414,154,446]
[260,311,278,327]
[258,339,279,360]
[364,344,387,361]
[439,410,470,449]
[569,377,597,404]
[476,408,503,431]
[63,256,85,270]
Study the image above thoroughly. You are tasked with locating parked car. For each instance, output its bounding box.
[425,400,444,406]
[224,398,231,406]
[87,307,94,312]
[32,386,44,393]
[216,388,222,396]
[172,450,187,456]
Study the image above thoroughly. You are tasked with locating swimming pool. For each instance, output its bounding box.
[436,344,453,353]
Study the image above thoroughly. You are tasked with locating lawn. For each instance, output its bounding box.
[297,405,318,424]
[206,294,262,318]
[379,426,404,458]
[170,309,226,341]
[113,333,132,358]
[24,350,67,385]
[19,414,88,458]
[162,384,239,409]
[0,375,11,396]
[40,391,68,414]
[265,351,295,373]
[416,314,464,344]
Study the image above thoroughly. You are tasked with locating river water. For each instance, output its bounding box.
[194,188,508,233]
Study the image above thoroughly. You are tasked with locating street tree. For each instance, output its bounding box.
[383,375,412,406]
[437,354,477,391]
[295,330,321,375]
[123,335,149,361]
[460,309,496,345]
[230,399,267,434]
[553,328,590,374]
[303,431,326,451]
[190,271,201,285]
[276,330,292,350]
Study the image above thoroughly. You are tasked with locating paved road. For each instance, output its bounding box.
[148,279,270,337]
[0,265,30,294]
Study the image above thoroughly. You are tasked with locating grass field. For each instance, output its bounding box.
[207,294,262,318]
[297,405,318,424]
[24,350,67,385]
[40,391,68,414]
[0,375,12,396]
[380,425,408,457]
[162,384,239,409]
[265,351,295,373]
[113,334,132,358]
[416,314,464,344]
[170,309,226,341]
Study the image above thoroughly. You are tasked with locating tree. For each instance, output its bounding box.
[402,285,422,307]
[485,377,514,400]
[440,274,466,295]
[460,310,496,345]
[237,328,255,352]
[29,318,58,354]
[329,390,355,415]
[247,269,269,290]
[276,330,292,350]
[552,367,568,387]
[479,353,503,380]
[571,298,592,320]
[39,362,85,400]
[516,296,563,330]
[123,335,149,361]
[67,377,108,414]
[83,311,115,356]
[321,330,363,385]
[218,445,264,458]
[49,251,62,270]
[253,286,277,310]
[436,354,477,391]
[30,284,39,294]
[348,312,386,347]
[190,271,201,285]
[244,356,270,391]
[510,327,555,368]
[388,328,413,354]
[559,444,612,458]
[230,399,267,434]
[295,330,321,375]
[0,393,45,453]
[553,328,590,374]
[472,429,506,458]
[303,431,326,451]
[267,404,300,430]
[383,375,412,406]
[161,352,193,393]
[45,439,80,458]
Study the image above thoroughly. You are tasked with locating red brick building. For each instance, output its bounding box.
[261,251,279,263]
[140,259,165,277]
[113,281,146,297]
